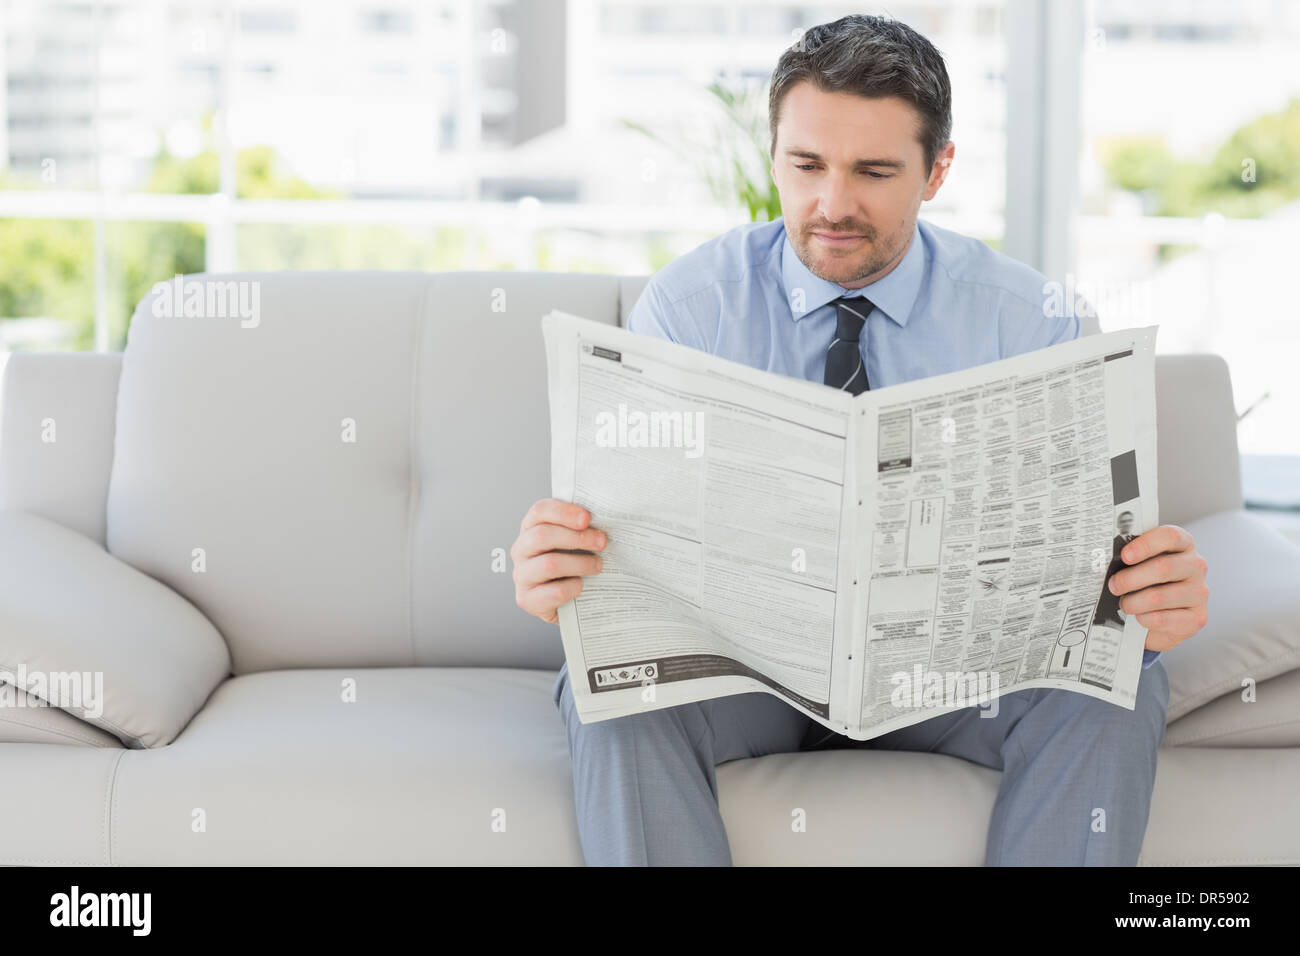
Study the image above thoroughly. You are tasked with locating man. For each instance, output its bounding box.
[1095,510,1139,630]
[511,14,1209,866]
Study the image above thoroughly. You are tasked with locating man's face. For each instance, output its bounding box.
[770,82,953,289]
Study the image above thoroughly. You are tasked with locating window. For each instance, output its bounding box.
[1077,0,1300,463]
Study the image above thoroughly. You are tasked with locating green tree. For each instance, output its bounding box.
[1100,97,1300,219]
[0,216,95,347]
[0,119,347,349]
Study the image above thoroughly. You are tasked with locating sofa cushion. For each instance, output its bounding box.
[10,663,1300,865]
[715,742,1300,866]
[0,685,123,748]
[108,667,584,864]
[105,665,1300,866]
[107,272,427,676]
[1163,509,1300,722]
[0,744,125,866]
[93,665,1016,865]
[1164,666,1300,747]
[0,511,231,748]
[106,271,620,675]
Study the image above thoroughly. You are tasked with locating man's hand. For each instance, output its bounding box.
[511,499,607,625]
[1107,524,1209,653]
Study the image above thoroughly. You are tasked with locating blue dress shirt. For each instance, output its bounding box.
[627,215,1160,670]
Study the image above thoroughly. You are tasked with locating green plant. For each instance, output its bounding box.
[622,78,783,223]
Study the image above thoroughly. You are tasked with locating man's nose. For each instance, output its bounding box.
[816,172,860,226]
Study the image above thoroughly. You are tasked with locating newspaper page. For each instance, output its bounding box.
[542,310,860,733]
[543,308,1161,742]
[848,325,1160,739]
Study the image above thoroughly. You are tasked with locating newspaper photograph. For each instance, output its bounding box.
[542,308,1159,742]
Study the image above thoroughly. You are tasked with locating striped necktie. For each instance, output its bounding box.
[823,295,873,394]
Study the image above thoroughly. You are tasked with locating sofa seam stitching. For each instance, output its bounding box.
[1166,713,1300,746]
[0,710,120,747]
[1146,856,1300,866]
[0,661,139,744]
[0,856,103,866]
[105,748,125,866]
[405,277,431,666]
[100,351,126,548]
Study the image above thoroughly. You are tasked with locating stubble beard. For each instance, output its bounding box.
[793,222,907,287]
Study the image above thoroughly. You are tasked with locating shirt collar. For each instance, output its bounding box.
[780,219,925,327]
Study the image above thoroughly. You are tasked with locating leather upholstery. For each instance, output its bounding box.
[0,511,231,748]
[1,269,1297,865]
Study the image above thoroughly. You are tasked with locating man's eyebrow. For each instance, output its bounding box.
[784,148,906,169]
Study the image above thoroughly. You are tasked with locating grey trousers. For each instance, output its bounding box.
[552,657,1170,865]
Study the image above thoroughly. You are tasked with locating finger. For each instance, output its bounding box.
[1120,578,1209,616]
[519,576,586,619]
[514,549,604,591]
[514,523,607,563]
[1143,629,1186,653]
[1120,523,1194,565]
[1138,606,1209,648]
[1109,548,1202,596]
[521,499,591,535]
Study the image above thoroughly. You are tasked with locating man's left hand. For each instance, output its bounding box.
[1108,524,1209,653]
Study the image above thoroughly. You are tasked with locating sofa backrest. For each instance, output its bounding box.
[104,271,622,674]
[2,269,1242,676]
[0,351,121,544]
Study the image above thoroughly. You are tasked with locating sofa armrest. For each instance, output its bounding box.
[1165,509,1300,722]
[0,351,123,545]
[1154,354,1243,526]
[0,510,231,748]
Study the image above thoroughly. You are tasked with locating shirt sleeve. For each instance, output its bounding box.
[625,275,716,353]
[1000,296,1083,358]
[626,279,680,344]
[1142,649,1161,669]
[1047,310,1082,346]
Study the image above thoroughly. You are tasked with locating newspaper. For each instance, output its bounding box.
[542,308,1160,741]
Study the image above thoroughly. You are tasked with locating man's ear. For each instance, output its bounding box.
[923,141,956,201]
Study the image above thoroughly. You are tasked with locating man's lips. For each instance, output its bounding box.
[812,231,867,246]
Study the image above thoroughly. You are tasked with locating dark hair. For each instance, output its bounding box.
[769,14,953,172]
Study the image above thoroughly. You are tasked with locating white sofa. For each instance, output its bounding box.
[2,269,1298,866]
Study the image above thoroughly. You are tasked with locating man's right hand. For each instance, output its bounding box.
[511,498,607,625]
